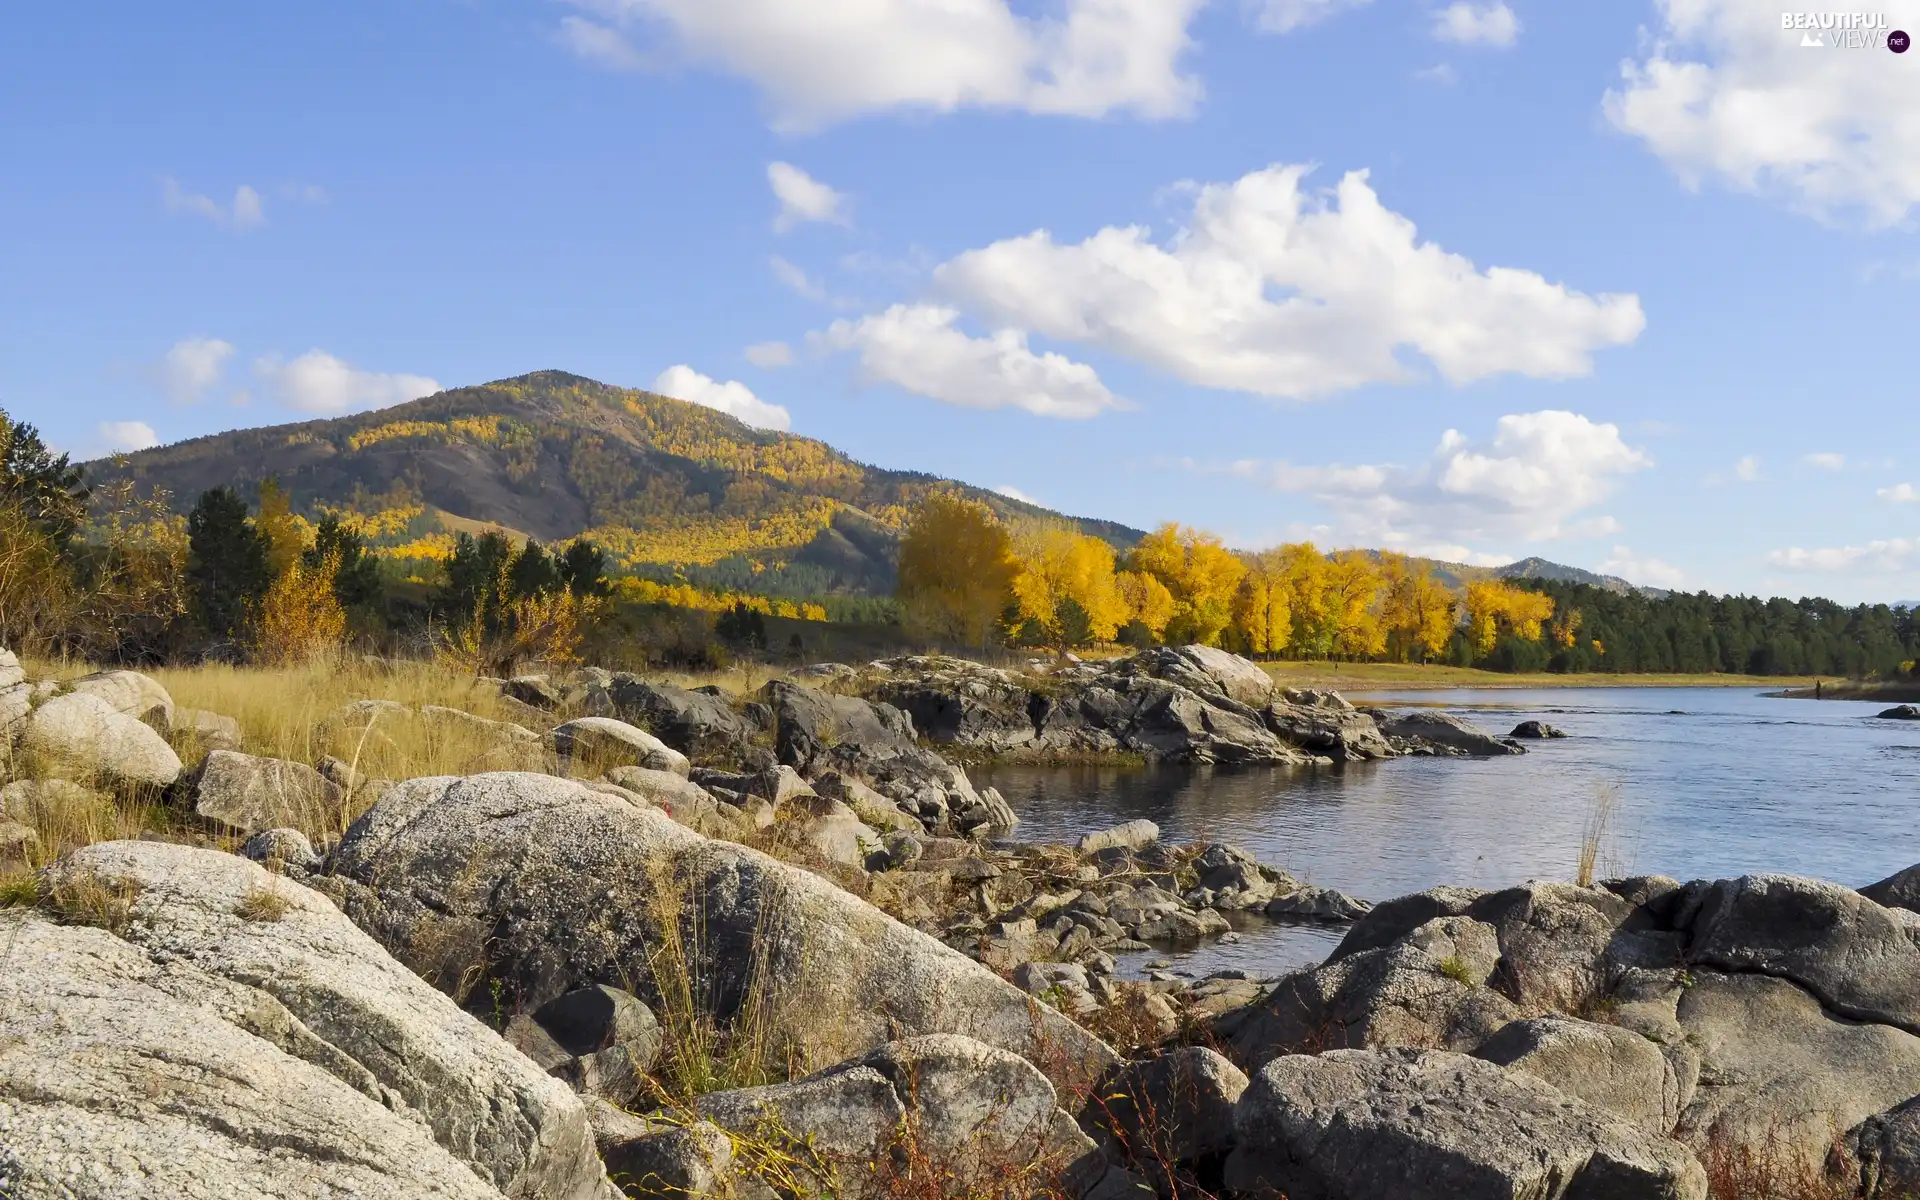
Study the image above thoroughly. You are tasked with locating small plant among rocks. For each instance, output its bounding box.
[234,879,293,922]
[39,867,142,935]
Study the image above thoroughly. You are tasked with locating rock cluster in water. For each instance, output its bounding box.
[20,642,1918,1198]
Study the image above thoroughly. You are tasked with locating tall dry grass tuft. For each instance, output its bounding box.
[1577,784,1621,888]
[1698,1121,1858,1200]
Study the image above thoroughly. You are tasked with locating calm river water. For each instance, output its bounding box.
[978,688,1920,978]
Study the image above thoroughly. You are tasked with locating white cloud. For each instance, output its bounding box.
[770,255,834,304]
[558,14,650,69]
[1735,455,1762,482]
[1604,0,1920,227]
[95,421,159,454]
[253,351,441,415]
[151,336,235,403]
[744,340,795,368]
[1431,2,1520,47]
[557,0,1206,130]
[1252,0,1375,34]
[768,162,850,233]
[1413,63,1459,85]
[1225,410,1651,551]
[994,484,1040,504]
[162,178,265,229]
[1804,451,1846,471]
[1599,545,1687,590]
[1880,482,1919,503]
[819,303,1123,420]
[652,365,792,431]
[932,164,1644,400]
[1766,538,1918,573]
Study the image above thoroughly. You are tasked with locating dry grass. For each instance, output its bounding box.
[1577,784,1621,888]
[234,878,293,922]
[1698,1121,1857,1200]
[35,866,143,935]
[0,773,184,871]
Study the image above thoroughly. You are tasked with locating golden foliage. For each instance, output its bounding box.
[346,414,506,451]
[1009,527,1129,643]
[436,590,603,676]
[1126,523,1246,646]
[325,503,424,540]
[254,552,346,665]
[896,492,1018,647]
[1378,553,1457,662]
[584,500,839,569]
[612,577,829,622]
[1231,553,1294,656]
[1115,570,1175,635]
[255,479,309,579]
[1465,580,1556,656]
[376,532,460,562]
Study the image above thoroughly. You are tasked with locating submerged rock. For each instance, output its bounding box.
[1379,710,1525,756]
[1509,719,1569,738]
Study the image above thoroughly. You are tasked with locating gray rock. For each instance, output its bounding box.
[1877,704,1920,720]
[1225,1049,1706,1200]
[0,645,21,691]
[524,986,661,1107]
[21,691,182,791]
[1,647,30,738]
[1380,710,1525,756]
[0,818,35,859]
[1134,645,1276,708]
[504,675,561,710]
[1,777,96,825]
[327,772,1116,1097]
[1223,916,1519,1065]
[1474,1014,1681,1135]
[239,827,324,877]
[1679,873,1920,1032]
[1079,819,1160,855]
[66,668,175,733]
[552,716,690,777]
[31,841,611,1199]
[1510,719,1569,738]
[0,909,516,1200]
[1265,883,1373,922]
[604,677,763,766]
[421,704,542,746]
[192,749,344,835]
[175,707,242,752]
[815,770,922,833]
[1265,695,1396,761]
[1862,862,1920,914]
[1087,1046,1249,1180]
[603,1120,736,1199]
[1854,1095,1920,1200]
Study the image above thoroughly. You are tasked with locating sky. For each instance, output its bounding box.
[3,1,1919,603]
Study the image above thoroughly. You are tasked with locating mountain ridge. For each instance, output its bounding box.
[90,370,1666,598]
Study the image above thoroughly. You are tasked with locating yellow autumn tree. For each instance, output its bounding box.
[1230,551,1294,655]
[1115,570,1175,637]
[1465,580,1556,657]
[1009,526,1129,644]
[255,478,308,580]
[1271,544,1333,657]
[896,492,1018,648]
[255,551,346,665]
[1322,550,1387,659]
[1126,523,1246,646]
[1379,553,1457,662]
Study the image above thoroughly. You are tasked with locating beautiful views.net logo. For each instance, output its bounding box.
[1781,12,1912,50]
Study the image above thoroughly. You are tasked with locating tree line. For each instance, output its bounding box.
[894,492,1919,679]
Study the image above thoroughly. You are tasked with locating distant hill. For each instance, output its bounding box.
[90,370,1143,596]
[1493,556,1669,598]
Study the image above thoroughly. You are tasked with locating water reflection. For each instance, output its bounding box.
[979,687,1920,978]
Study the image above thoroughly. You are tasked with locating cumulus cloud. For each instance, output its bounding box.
[95,421,160,454]
[1599,545,1687,590]
[931,165,1644,400]
[1766,538,1918,573]
[556,0,1206,129]
[745,341,795,368]
[253,351,441,415]
[1223,410,1651,552]
[1804,452,1846,471]
[1252,0,1375,34]
[1431,2,1520,47]
[162,178,264,229]
[150,336,236,403]
[1605,0,1920,227]
[818,304,1123,420]
[769,162,850,232]
[1880,483,1919,503]
[652,365,792,430]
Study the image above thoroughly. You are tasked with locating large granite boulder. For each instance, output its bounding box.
[1222,916,1520,1065]
[65,669,176,733]
[1224,1049,1707,1200]
[551,716,690,777]
[1265,690,1396,761]
[325,772,1116,1096]
[19,691,182,791]
[1861,861,1920,914]
[1379,710,1525,756]
[21,840,611,1200]
[865,655,1046,754]
[1,646,32,738]
[1473,1014,1682,1136]
[191,749,344,835]
[602,676,765,766]
[1123,645,1276,708]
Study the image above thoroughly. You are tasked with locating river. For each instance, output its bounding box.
[978,687,1920,979]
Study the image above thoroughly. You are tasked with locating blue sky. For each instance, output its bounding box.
[3,0,1918,602]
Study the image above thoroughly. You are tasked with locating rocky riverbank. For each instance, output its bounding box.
[12,641,1920,1198]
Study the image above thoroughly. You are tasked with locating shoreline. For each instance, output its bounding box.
[1256,661,1820,692]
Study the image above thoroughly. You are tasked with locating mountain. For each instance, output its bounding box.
[1493,556,1669,598]
[91,370,1143,596]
